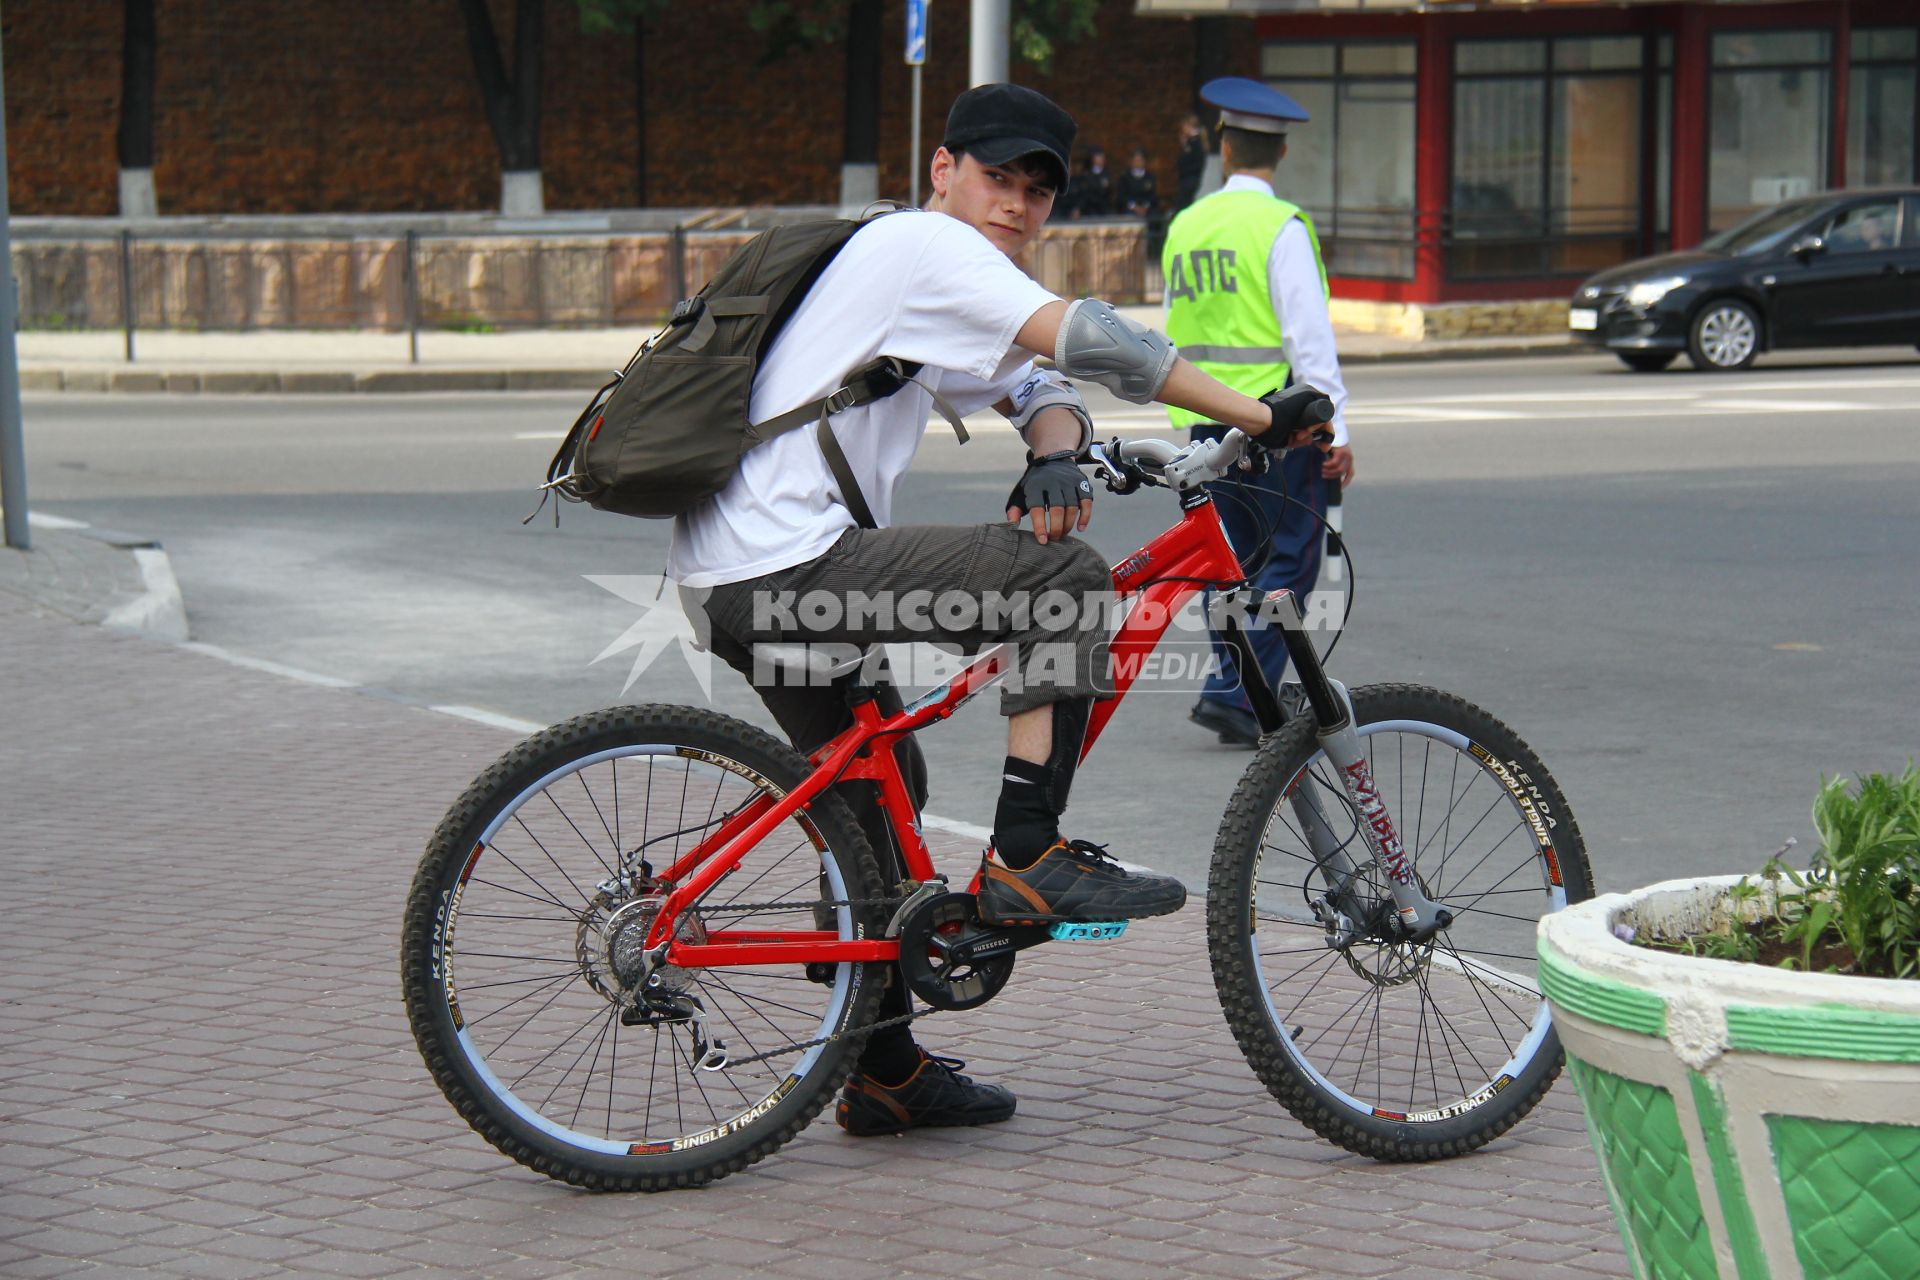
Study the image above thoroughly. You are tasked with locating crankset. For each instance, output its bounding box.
[895,891,1050,1011]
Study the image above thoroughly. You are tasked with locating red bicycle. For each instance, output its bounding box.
[402,412,1593,1190]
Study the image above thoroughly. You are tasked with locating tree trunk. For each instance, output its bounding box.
[458,0,546,213]
[117,0,157,217]
[633,15,647,206]
[839,0,881,208]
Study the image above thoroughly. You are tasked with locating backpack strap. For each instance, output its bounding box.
[679,295,772,352]
[756,356,970,530]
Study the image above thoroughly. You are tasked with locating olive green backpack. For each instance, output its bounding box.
[540,209,964,527]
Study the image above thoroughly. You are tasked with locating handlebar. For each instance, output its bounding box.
[1085,383,1335,495]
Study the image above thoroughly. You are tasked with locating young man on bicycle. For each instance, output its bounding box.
[669,83,1324,1136]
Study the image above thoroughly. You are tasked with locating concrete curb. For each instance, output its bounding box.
[20,341,1585,395]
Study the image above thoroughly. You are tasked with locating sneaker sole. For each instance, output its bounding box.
[977,894,1187,929]
[835,1099,1017,1136]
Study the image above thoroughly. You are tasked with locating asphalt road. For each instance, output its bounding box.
[24,347,1920,894]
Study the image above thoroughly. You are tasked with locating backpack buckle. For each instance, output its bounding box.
[825,387,860,414]
[669,297,703,324]
[865,356,913,397]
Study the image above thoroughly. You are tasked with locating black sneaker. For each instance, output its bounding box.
[975,839,1188,927]
[836,1051,1016,1136]
[1189,698,1260,748]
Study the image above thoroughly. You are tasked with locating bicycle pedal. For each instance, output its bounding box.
[1047,921,1128,942]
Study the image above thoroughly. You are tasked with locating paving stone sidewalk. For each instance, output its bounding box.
[0,594,1626,1279]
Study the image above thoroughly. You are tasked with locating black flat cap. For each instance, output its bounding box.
[942,83,1076,189]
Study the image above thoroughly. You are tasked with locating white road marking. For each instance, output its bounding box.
[102,547,189,643]
[431,704,544,734]
[27,512,91,530]
[513,430,568,441]
[180,642,357,688]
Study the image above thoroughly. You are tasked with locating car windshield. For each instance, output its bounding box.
[1702,201,1823,255]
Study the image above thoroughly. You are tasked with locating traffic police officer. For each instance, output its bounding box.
[1162,76,1355,747]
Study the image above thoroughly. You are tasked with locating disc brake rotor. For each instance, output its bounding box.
[577,894,709,1006]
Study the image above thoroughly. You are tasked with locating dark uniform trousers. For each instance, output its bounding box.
[1191,423,1326,711]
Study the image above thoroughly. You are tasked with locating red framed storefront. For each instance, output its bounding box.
[1185,0,1920,303]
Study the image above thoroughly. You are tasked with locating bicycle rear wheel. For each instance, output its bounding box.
[401,705,887,1190]
[1208,683,1592,1160]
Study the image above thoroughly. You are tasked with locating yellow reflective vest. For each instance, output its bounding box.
[1161,188,1328,429]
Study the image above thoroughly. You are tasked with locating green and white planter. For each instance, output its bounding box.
[1538,875,1920,1280]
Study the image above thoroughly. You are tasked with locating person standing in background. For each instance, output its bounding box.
[1160,78,1354,748]
[1173,115,1207,213]
[1117,148,1158,218]
[1065,146,1112,219]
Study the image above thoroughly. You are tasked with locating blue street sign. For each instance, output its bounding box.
[905,0,928,66]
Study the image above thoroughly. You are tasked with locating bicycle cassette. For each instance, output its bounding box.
[895,892,1029,1012]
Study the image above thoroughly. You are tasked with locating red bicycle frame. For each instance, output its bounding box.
[649,497,1246,970]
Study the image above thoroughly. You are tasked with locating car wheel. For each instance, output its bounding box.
[1687,300,1760,372]
[1618,353,1678,373]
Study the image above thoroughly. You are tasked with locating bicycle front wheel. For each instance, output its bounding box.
[1208,684,1592,1160]
[401,705,887,1190]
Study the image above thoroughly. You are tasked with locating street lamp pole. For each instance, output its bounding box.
[0,27,30,552]
[969,0,1008,87]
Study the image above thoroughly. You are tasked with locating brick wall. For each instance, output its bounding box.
[3,1,1255,216]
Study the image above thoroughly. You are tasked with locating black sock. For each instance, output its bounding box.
[856,972,923,1086]
[992,756,1058,870]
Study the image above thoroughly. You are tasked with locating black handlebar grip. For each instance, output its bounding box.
[1263,383,1336,438]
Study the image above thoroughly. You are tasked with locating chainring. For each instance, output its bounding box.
[896,892,1015,1012]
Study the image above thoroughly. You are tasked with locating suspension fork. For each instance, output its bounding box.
[1214,588,1452,941]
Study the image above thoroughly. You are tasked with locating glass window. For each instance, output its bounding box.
[1850,66,1916,186]
[1263,43,1335,78]
[1457,41,1547,75]
[1853,29,1919,61]
[1342,44,1415,77]
[1550,76,1642,272]
[1452,34,1648,277]
[1283,81,1337,218]
[1260,39,1416,279]
[1555,37,1641,72]
[1713,31,1830,67]
[1701,198,1825,255]
[1822,200,1901,253]
[1658,34,1673,70]
[1906,198,1920,249]
[1656,69,1673,247]
[1709,64,1829,230]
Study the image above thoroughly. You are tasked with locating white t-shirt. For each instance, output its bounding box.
[666,211,1058,588]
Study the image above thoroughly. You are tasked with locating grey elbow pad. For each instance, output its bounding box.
[1053,298,1177,405]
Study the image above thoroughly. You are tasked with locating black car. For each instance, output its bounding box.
[1570,187,1920,372]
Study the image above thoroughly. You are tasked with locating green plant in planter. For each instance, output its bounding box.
[1643,764,1920,978]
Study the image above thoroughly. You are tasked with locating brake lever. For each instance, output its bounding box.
[1086,436,1147,495]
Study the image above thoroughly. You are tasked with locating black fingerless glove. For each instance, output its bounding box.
[1006,450,1092,518]
[1260,384,1335,443]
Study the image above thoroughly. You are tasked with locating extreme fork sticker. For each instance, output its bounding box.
[1339,759,1413,888]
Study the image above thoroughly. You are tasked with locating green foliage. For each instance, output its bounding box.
[572,0,664,36]
[1799,766,1920,977]
[705,1,1101,69]
[1013,0,1100,74]
[1639,766,1920,979]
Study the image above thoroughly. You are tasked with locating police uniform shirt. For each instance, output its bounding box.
[1197,173,1350,448]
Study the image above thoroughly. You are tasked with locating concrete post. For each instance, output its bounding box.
[970,0,1009,87]
[0,28,29,551]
